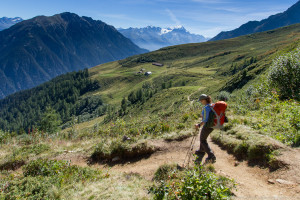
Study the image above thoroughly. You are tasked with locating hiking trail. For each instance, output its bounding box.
[57,135,300,200]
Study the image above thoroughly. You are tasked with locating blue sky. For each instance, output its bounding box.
[0,0,298,37]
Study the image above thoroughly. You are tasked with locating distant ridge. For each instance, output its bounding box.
[211,0,300,41]
[119,26,208,51]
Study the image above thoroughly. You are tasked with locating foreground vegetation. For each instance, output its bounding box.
[150,164,235,200]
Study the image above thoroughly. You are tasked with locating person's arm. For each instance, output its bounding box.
[195,106,208,129]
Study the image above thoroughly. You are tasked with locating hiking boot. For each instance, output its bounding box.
[205,155,216,164]
[194,151,205,164]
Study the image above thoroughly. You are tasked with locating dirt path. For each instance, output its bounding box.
[187,87,203,105]
[56,135,300,200]
[102,137,299,199]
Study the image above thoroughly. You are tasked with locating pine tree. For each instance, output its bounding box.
[39,106,62,134]
[121,97,127,114]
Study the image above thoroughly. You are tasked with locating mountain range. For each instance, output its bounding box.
[118,26,208,51]
[0,17,23,31]
[0,12,147,99]
[211,0,300,41]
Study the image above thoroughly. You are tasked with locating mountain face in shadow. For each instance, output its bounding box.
[0,12,147,98]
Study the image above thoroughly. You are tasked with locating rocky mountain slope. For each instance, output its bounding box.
[0,12,147,99]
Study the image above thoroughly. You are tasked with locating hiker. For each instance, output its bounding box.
[194,94,216,164]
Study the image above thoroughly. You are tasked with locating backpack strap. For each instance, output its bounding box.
[210,106,222,127]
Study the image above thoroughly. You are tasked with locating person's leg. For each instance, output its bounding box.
[200,126,215,159]
[195,126,213,164]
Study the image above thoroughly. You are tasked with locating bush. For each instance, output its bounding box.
[150,165,235,200]
[91,139,157,162]
[268,48,300,100]
[0,130,11,144]
[0,144,50,171]
[23,159,102,183]
[153,164,179,182]
[217,91,231,101]
[1,159,103,199]
[23,159,69,177]
[0,176,56,200]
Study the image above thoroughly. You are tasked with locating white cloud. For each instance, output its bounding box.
[165,9,181,25]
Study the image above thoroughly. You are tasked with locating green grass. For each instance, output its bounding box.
[0,143,50,170]
[89,24,300,110]
[0,159,105,200]
[211,124,285,169]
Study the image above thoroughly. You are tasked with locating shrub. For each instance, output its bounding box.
[150,165,235,200]
[1,159,103,199]
[268,48,300,100]
[0,130,11,144]
[182,114,189,122]
[153,164,179,182]
[161,123,170,133]
[0,176,55,200]
[21,144,50,155]
[176,123,185,130]
[217,91,231,101]
[23,159,69,177]
[0,144,50,171]
[23,159,102,183]
[91,139,157,162]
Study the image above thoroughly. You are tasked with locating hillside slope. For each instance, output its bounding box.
[1,23,300,132]
[211,0,300,41]
[0,12,147,99]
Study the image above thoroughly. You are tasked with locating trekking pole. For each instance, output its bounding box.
[186,134,197,168]
[182,129,199,168]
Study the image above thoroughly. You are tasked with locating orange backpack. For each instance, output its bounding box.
[207,101,227,129]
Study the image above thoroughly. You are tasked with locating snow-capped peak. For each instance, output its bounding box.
[12,17,23,22]
[160,25,186,35]
[160,28,172,35]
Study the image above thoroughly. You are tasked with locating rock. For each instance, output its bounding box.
[123,135,131,142]
[268,179,275,184]
[234,161,240,166]
[276,179,295,185]
[112,156,120,162]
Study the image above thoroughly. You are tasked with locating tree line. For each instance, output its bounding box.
[0,69,102,133]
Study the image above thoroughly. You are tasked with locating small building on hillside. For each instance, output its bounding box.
[145,71,152,76]
[152,62,164,67]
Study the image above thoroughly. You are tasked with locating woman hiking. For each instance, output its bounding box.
[194,94,216,164]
